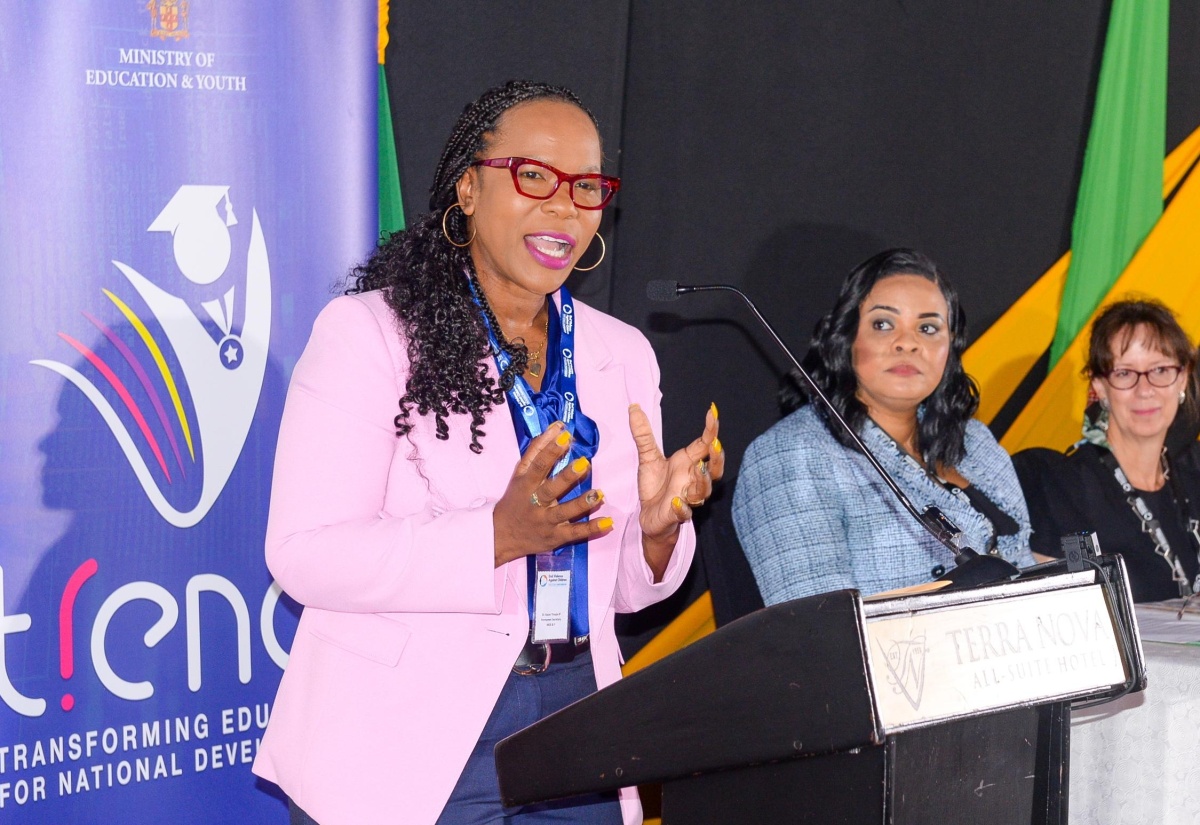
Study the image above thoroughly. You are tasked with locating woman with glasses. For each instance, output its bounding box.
[252,81,722,825]
[1014,300,1200,603]
[732,249,1035,604]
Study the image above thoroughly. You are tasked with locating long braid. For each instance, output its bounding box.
[347,80,598,453]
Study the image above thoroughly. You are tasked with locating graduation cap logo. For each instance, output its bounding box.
[31,184,272,529]
[148,185,243,369]
[148,184,237,286]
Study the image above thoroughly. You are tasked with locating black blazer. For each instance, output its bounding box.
[1013,441,1200,603]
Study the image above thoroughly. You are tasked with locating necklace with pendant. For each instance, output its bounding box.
[525,312,550,378]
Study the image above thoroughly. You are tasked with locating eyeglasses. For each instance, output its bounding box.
[1103,365,1184,390]
[470,157,620,209]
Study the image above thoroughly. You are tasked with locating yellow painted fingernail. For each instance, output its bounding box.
[697,459,706,471]
[713,437,723,454]
[597,516,614,531]
[556,431,571,447]
[710,402,718,420]
[672,496,683,510]
[571,456,590,474]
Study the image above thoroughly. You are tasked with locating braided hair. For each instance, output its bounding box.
[347,80,598,453]
[781,248,980,468]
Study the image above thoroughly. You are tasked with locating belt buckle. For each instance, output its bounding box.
[512,639,551,676]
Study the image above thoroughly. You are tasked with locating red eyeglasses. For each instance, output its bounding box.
[470,157,620,209]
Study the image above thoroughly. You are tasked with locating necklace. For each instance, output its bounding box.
[470,274,550,380]
[524,313,550,378]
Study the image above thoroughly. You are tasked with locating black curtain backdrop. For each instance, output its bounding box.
[384,1,1200,656]
[385,1,630,308]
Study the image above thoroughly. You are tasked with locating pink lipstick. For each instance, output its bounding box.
[524,232,576,271]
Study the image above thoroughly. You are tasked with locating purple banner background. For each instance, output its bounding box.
[0,3,376,821]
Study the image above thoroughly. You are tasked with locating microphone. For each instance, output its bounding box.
[647,279,1019,588]
[645,279,683,302]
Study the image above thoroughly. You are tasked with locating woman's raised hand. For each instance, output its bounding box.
[492,421,611,567]
[630,403,724,578]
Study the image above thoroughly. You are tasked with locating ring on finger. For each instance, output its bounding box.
[530,492,543,507]
[681,485,705,508]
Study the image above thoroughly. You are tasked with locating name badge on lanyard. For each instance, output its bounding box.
[533,551,572,643]
[465,274,596,642]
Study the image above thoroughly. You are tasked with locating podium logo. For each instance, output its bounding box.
[32,185,271,528]
[877,634,927,711]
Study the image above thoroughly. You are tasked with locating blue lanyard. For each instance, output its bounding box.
[466,276,598,636]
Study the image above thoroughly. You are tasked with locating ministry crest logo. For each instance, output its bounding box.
[147,0,190,41]
[32,185,271,528]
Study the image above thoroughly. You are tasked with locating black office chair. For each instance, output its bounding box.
[695,476,764,627]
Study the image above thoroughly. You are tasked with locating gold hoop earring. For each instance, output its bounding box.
[441,203,475,248]
[573,234,606,272]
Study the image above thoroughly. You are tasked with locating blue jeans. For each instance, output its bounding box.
[435,649,623,825]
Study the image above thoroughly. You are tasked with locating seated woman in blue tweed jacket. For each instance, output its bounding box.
[732,249,1035,605]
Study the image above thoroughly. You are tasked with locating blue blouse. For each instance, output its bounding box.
[732,405,1035,605]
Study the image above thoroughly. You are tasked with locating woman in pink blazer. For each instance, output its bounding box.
[252,81,723,825]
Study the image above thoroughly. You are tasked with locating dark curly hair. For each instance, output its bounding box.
[781,248,980,467]
[347,80,597,453]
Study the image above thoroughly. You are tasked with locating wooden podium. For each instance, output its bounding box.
[495,558,1145,824]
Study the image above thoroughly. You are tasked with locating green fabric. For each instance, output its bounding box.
[378,63,406,237]
[1049,0,1169,367]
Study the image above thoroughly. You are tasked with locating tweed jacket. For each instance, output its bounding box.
[252,290,694,825]
[732,404,1034,605]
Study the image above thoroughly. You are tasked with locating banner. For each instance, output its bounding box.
[0,3,377,821]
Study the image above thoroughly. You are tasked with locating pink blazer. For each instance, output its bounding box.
[252,290,695,825]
